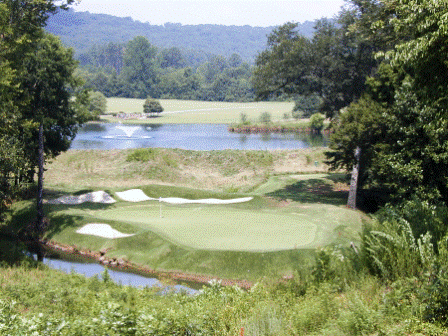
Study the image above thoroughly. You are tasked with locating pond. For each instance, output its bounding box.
[70,123,328,150]
[43,258,198,294]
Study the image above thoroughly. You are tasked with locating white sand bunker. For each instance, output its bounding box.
[48,191,116,205]
[76,224,135,239]
[115,189,153,202]
[161,197,253,204]
[115,189,253,204]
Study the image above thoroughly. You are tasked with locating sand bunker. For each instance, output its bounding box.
[160,197,253,204]
[115,189,153,202]
[76,224,135,239]
[115,189,253,204]
[48,191,116,205]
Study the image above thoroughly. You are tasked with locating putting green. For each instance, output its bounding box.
[80,202,361,252]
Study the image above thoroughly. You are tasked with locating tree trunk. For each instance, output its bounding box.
[347,146,361,209]
[35,122,44,261]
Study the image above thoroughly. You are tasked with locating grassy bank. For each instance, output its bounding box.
[44,147,330,193]
[104,98,295,124]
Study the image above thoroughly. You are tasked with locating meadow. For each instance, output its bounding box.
[104,98,296,124]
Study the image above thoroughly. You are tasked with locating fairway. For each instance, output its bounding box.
[106,98,295,124]
[55,200,362,252]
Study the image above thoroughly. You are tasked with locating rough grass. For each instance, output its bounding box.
[105,98,295,124]
[44,147,330,193]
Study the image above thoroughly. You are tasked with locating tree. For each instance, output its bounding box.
[253,17,378,118]
[120,36,159,98]
[87,91,107,120]
[328,0,448,205]
[253,22,313,101]
[326,95,387,205]
[0,0,77,224]
[0,1,84,260]
[293,94,322,117]
[159,47,185,69]
[143,97,163,117]
[309,113,325,133]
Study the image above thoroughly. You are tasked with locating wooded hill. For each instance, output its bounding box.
[45,9,317,61]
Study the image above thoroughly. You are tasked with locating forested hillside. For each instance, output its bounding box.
[45,9,316,61]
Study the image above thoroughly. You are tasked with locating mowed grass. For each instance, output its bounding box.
[105,98,295,124]
[9,172,364,280]
[59,201,360,252]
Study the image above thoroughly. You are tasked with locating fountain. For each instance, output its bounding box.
[115,125,141,138]
[99,124,152,140]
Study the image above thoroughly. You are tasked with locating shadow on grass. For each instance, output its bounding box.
[266,178,348,206]
[44,213,84,239]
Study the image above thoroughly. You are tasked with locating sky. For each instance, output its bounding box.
[72,0,346,27]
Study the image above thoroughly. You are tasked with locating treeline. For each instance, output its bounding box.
[45,9,317,60]
[76,37,255,101]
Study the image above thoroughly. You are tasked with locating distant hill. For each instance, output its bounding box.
[45,9,318,61]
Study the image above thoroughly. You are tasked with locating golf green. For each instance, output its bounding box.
[80,201,361,252]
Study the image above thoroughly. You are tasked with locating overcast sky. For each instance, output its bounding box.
[72,0,346,27]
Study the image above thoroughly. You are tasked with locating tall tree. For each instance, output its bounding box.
[328,0,448,204]
[253,16,377,117]
[0,0,83,239]
[120,36,159,98]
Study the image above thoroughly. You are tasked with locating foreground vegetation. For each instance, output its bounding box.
[1,254,447,335]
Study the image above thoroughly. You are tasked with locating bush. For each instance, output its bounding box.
[258,111,271,124]
[143,97,163,117]
[88,91,107,119]
[309,113,325,133]
[239,112,250,125]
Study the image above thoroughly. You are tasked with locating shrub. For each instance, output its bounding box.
[143,97,163,117]
[259,111,271,124]
[309,113,325,133]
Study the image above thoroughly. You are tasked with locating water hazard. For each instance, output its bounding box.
[70,123,327,150]
[44,258,198,294]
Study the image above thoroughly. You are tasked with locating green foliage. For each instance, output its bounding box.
[87,91,107,119]
[77,40,255,102]
[0,0,81,221]
[258,111,272,124]
[143,97,163,116]
[293,94,323,117]
[254,16,377,118]
[239,112,250,125]
[309,113,325,133]
[120,36,159,99]
[126,148,157,162]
